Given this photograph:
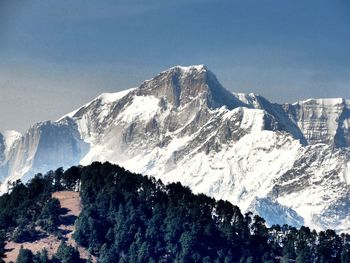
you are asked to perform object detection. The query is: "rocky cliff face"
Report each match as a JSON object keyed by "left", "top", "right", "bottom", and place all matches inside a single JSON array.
[
  {"left": 283, "top": 98, "right": 350, "bottom": 147},
  {"left": 2, "top": 120, "right": 88, "bottom": 186},
  {"left": 1, "top": 65, "right": 350, "bottom": 232},
  {"left": 136, "top": 65, "right": 244, "bottom": 110}
]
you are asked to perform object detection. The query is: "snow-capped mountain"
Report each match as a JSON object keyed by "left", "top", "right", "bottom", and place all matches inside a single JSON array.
[{"left": 1, "top": 65, "right": 350, "bottom": 232}]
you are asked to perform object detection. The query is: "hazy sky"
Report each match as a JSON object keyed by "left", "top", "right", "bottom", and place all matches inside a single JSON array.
[{"left": 1, "top": 0, "right": 350, "bottom": 132}]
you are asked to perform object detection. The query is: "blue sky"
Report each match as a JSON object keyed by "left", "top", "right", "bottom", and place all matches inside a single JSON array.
[{"left": 1, "top": 0, "right": 350, "bottom": 132}]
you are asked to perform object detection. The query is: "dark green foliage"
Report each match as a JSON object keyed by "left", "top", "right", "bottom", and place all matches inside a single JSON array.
[
  {"left": 61, "top": 166, "right": 82, "bottom": 191},
  {"left": 70, "top": 162, "right": 350, "bottom": 262},
  {"left": 341, "top": 234, "right": 350, "bottom": 263},
  {"left": 316, "top": 230, "right": 342, "bottom": 263},
  {"left": 37, "top": 198, "right": 61, "bottom": 233},
  {"left": 0, "top": 173, "right": 57, "bottom": 236},
  {"left": 11, "top": 224, "right": 37, "bottom": 243},
  {"left": 2, "top": 161, "right": 350, "bottom": 262},
  {"left": 33, "top": 249, "right": 49, "bottom": 263},
  {"left": 0, "top": 231, "right": 6, "bottom": 263},
  {"left": 52, "top": 241, "right": 80, "bottom": 263},
  {"left": 16, "top": 246, "right": 34, "bottom": 263},
  {"left": 70, "top": 162, "right": 261, "bottom": 262},
  {"left": 16, "top": 248, "right": 50, "bottom": 263},
  {"left": 52, "top": 168, "right": 64, "bottom": 192}
]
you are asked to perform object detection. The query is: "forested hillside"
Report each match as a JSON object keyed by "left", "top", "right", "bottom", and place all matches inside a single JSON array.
[
  {"left": 1, "top": 162, "right": 350, "bottom": 262},
  {"left": 0, "top": 169, "right": 82, "bottom": 263}
]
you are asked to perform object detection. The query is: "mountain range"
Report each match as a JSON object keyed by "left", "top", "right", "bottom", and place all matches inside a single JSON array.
[{"left": 1, "top": 65, "right": 350, "bottom": 232}]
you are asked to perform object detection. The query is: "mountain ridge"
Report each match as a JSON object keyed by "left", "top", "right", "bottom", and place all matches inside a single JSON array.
[{"left": 1, "top": 65, "right": 350, "bottom": 232}]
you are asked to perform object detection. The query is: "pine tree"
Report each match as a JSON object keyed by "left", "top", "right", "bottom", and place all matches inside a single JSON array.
[
  {"left": 16, "top": 246, "right": 34, "bottom": 263},
  {"left": 0, "top": 231, "right": 6, "bottom": 263},
  {"left": 341, "top": 244, "right": 350, "bottom": 263},
  {"left": 341, "top": 234, "right": 350, "bottom": 263},
  {"left": 295, "top": 240, "right": 312, "bottom": 263},
  {"left": 33, "top": 248, "right": 49, "bottom": 263},
  {"left": 53, "top": 168, "right": 64, "bottom": 191},
  {"left": 53, "top": 241, "right": 80, "bottom": 263}
]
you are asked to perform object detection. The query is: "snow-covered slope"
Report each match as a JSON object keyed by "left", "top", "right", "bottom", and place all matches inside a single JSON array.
[{"left": 1, "top": 65, "right": 350, "bottom": 232}]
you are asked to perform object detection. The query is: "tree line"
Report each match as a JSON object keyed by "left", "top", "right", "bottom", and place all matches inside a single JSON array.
[{"left": 1, "top": 162, "right": 350, "bottom": 262}]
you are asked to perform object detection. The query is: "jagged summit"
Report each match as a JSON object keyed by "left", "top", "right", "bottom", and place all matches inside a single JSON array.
[
  {"left": 137, "top": 65, "right": 244, "bottom": 110},
  {"left": 162, "top": 64, "right": 208, "bottom": 74}
]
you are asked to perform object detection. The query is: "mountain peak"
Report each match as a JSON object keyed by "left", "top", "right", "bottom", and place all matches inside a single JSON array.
[
  {"left": 137, "top": 65, "right": 243, "bottom": 110},
  {"left": 164, "top": 64, "right": 207, "bottom": 74}
]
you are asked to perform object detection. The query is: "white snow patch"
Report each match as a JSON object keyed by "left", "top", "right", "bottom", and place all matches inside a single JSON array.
[
  {"left": 343, "top": 162, "right": 350, "bottom": 185},
  {"left": 58, "top": 88, "right": 135, "bottom": 121},
  {"left": 2, "top": 130, "right": 21, "bottom": 154},
  {"left": 163, "top": 65, "right": 207, "bottom": 74},
  {"left": 97, "top": 88, "right": 136, "bottom": 103},
  {"left": 233, "top": 93, "right": 261, "bottom": 108},
  {"left": 239, "top": 108, "right": 265, "bottom": 132},
  {"left": 118, "top": 95, "right": 160, "bottom": 123}
]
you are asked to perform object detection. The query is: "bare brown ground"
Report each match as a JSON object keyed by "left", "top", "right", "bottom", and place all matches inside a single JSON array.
[{"left": 5, "top": 191, "right": 96, "bottom": 262}]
